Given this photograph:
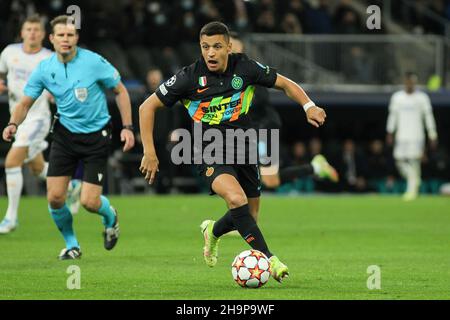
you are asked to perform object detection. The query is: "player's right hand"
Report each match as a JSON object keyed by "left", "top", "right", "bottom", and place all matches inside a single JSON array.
[
  {"left": 140, "top": 153, "right": 159, "bottom": 185},
  {"left": 306, "top": 106, "right": 326, "bottom": 128},
  {"left": 0, "top": 79, "right": 7, "bottom": 94},
  {"left": 2, "top": 124, "right": 17, "bottom": 142}
]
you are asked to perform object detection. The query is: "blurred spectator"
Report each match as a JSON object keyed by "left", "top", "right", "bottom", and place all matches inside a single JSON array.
[
  {"left": 366, "top": 140, "right": 397, "bottom": 192},
  {"left": 213, "top": 0, "right": 250, "bottom": 33},
  {"left": 304, "top": 0, "right": 333, "bottom": 34},
  {"left": 198, "top": 0, "right": 222, "bottom": 26},
  {"left": 309, "top": 137, "right": 323, "bottom": 157},
  {"left": 280, "top": 13, "right": 303, "bottom": 34},
  {"left": 337, "top": 139, "right": 368, "bottom": 192},
  {"left": 282, "top": 0, "right": 307, "bottom": 31},
  {"left": 426, "top": 0, "right": 447, "bottom": 34},
  {"left": 255, "top": 9, "right": 278, "bottom": 33},
  {"left": 342, "top": 46, "right": 374, "bottom": 83},
  {"left": 334, "top": 4, "right": 363, "bottom": 34},
  {"left": 146, "top": 67, "right": 163, "bottom": 94},
  {"left": 421, "top": 145, "right": 449, "bottom": 193},
  {"left": 290, "top": 141, "right": 310, "bottom": 166},
  {"left": 122, "top": 0, "right": 151, "bottom": 46}
]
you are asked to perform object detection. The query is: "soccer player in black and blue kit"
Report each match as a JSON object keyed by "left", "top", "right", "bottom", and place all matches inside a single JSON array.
[
  {"left": 139, "top": 22, "right": 326, "bottom": 282},
  {"left": 3, "top": 16, "right": 135, "bottom": 260}
]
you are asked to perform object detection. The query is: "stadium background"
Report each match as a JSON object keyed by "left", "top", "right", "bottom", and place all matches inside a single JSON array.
[{"left": 1, "top": 0, "right": 449, "bottom": 196}]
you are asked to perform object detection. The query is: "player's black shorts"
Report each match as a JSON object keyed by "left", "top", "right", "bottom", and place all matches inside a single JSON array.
[
  {"left": 197, "top": 163, "right": 261, "bottom": 198},
  {"left": 47, "top": 121, "right": 112, "bottom": 186}
]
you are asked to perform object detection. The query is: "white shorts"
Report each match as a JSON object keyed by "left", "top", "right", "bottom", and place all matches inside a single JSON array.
[
  {"left": 12, "top": 117, "right": 50, "bottom": 163},
  {"left": 394, "top": 140, "right": 424, "bottom": 160}
]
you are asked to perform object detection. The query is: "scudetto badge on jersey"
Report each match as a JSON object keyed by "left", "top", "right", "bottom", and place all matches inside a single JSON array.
[
  {"left": 199, "top": 76, "right": 207, "bottom": 87},
  {"left": 231, "top": 76, "right": 243, "bottom": 90},
  {"left": 74, "top": 88, "right": 88, "bottom": 102}
]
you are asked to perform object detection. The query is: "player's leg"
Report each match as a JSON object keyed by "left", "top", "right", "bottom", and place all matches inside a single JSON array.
[
  {"left": 259, "top": 154, "right": 338, "bottom": 190},
  {"left": 222, "top": 196, "right": 259, "bottom": 237},
  {"left": 403, "top": 141, "right": 424, "bottom": 200},
  {"left": 0, "top": 147, "right": 28, "bottom": 233},
  {"left": 1, "top": 117, "right": 50, "bottom": 234},
  {"left": 223, "top": 188, "right": 261, "bottom": 236},
  {"left": 81, "top": 160, "right": 119, "bottom": 250},
  {"left": 211, "top": 173, "right": 273, "bottom": 257},
  {"left": 235, "top": 164, "right": 289, "bottom": 282},
  {"left": 395, "top": 141, "right": 422, "bottom": 201},
  {"left": 248, "top": 197, "right": 260, "bottom": 222},
  {"left": 66, "top": 163, "right": 83, "bottom": 215},
  {"left": 27, "top": 152, "right": 49, "bottom": 179},
  {"left": 46, "top": 124, "right": 81, "bottom": 259},
  {"left": 21, "top": 117, "right": 50, "bottom": 181},
  {"left": 29, "top": 152, "right": 82, "bottom": 215},
  {"left": 403, "top": 158, "right": 421, "bottom": 201},
  {"left": 47, "top": 176, "right": 81, "bottom": 259}
]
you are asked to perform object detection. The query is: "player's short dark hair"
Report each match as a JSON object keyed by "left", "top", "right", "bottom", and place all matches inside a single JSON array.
[
  {"left": 200, "top": 21, "right": 230, "bottom": 42},
  {"left": 22, "top": 14, "right": 45, "bottom": 29},
  {"left": 50, "top": 15, "right": 78, "bottom": 34}
]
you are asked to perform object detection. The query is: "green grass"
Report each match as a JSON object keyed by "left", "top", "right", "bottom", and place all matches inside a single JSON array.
[{"left": 0, "top": 195, "right": 449, "bottom": 300}]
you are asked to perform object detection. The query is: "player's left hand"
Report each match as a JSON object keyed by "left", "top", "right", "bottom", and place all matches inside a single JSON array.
[
  {"left": 306, "top": 106, "right": 326, "bottom": 128},
  {"left": 121, "top": 129, "right": 135, "bottom": 152},
  {"left": 2, "top": 124, "right": 17, "bottom": 142}
]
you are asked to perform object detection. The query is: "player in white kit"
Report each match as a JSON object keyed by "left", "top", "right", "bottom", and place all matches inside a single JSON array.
[
  {"left": 0, "top": 15, "right": 80, "bottom": 234},
  {"left": 386, "top": 72, "right": 438, "bottom": 201}
]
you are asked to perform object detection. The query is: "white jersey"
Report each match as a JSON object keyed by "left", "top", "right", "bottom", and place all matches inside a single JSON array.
[
  {"left": 0, "top": 43, "right": 52, "bottom": 120},
  {"left": 386, "top": 90, "right": 437, "bottom": 142}
]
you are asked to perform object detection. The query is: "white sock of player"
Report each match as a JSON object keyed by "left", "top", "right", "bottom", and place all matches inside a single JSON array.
[
  {"left": 37, "top": 162, "right": 49, "bottom": 180},
  {"left": 5, "top": 167, "right": 23, "bottom": 224}
]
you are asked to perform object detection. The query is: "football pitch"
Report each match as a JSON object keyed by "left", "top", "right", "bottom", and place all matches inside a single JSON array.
[{"left": 0, "top": 195, "right": 449, "bottom": 300}]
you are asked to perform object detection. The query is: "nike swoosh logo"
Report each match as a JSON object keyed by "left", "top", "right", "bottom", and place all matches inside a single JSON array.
[{"left": 197, "top": 87, "right": 209, "bottom": 93}]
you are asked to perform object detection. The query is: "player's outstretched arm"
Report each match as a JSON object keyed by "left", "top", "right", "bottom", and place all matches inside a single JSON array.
[
  {"left": 138, "top": 93, "right": 165, "bottom": 184},
  {"left": 273, "top": 74, "right": 326, "bottom": 128},
  {"left": 113, "top": 81, "right": 135, "bottom": 152},
  {"left": 2, "top": 96, "right": 35, "bottom": 142}
]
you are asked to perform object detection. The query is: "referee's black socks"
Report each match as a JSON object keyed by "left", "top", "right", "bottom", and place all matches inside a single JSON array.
[{"left": 216, "top": 204, "right": 272, "bottom": 258}]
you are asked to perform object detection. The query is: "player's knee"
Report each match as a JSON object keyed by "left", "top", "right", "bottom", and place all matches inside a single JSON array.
[
  {"left": 5, "top": 156, "right": 22, "bottom": 169},
  {"left": 47, "top": 193, "right": 66, "bottom": 209},
  {"left": 225, "top": 192, "right": 247, "bottom": 209},
  {"left": 29, "top": 164, "right": 42, "bottom": 176},
  {"left": 262, "top": 176, "right": 279, "bottom": 189},
  {"left": 80, "top": 196, "right": 100, "bottom": 212}
]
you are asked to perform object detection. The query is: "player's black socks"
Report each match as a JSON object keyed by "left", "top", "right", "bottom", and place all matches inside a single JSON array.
[
  {"left": 213, "top": 211, "right": 235, "bottom": 238},
  {"left": 230, "top": 204, "right": 272, "bottom": 258},
  {"left": 279, "top": 164, "right": 314, "bottom": 185}
]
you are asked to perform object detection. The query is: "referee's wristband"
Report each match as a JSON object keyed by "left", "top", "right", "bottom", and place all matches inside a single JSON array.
[
  {"left": 7, "top": 122, "right": 18, "bottom": 129},
  {"left": 303, "top": 101, "right": 316, "bottom": 112}
]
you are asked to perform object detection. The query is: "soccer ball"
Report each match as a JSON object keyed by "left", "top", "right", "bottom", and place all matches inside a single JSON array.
[{"left": 231, "top": 250, "right": 271, "bottom": 288}]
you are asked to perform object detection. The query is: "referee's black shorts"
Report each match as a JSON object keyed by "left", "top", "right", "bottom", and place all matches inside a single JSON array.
[
  {"left": 47, "top": 121, "right": 112, "bottom": 186},
  {"left": 198, "top": 163, "right": 261, "bottom": 198}
]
